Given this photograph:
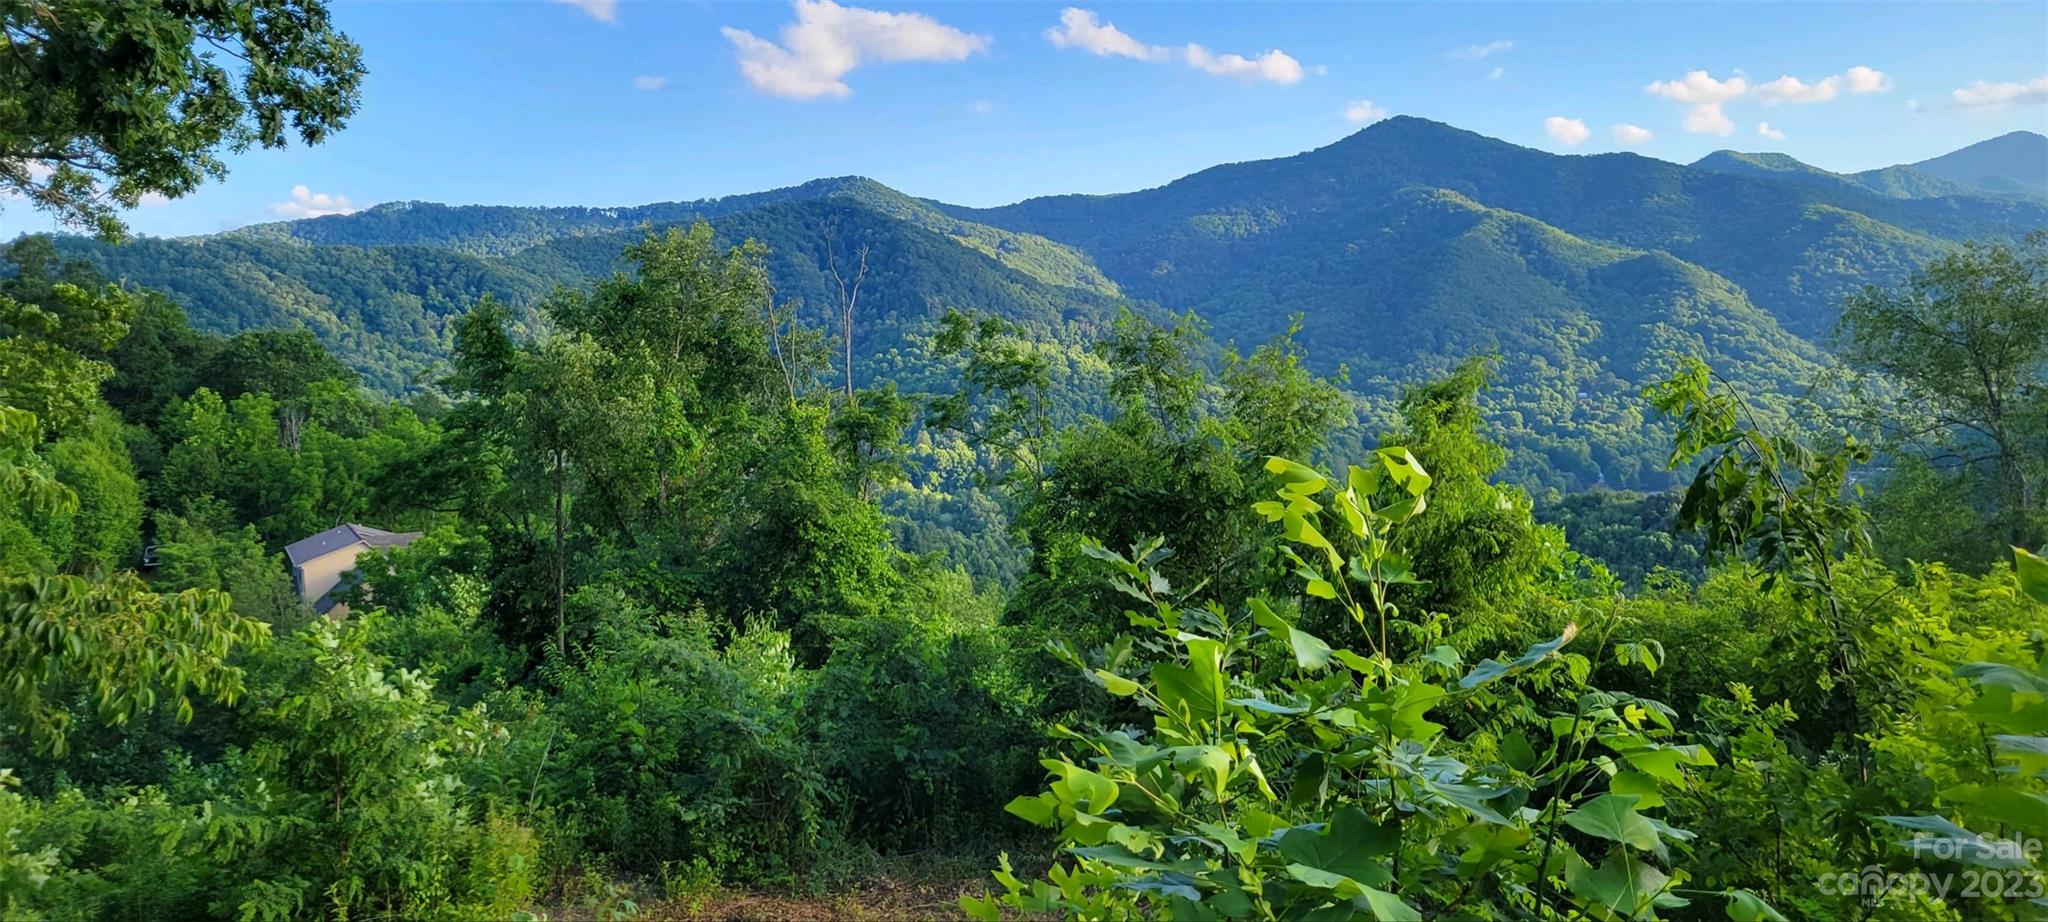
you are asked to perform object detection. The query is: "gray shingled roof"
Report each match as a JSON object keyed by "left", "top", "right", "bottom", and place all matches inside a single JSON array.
[{"left": 284, "top": 524, "right": 423, "bottom": 567}]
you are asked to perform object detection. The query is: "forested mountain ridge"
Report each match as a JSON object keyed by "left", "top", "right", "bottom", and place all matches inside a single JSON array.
[
  {"left": 949, "top": 117, "right": 2048, "bottom": 338},
  {"left": 33, "top": 117, "right": 2044, "bottom": 490},
  {"left": 1908, "top": 129, "right": 2048, "bottom": 195}
]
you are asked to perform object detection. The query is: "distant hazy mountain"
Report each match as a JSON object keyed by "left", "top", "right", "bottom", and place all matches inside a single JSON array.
[
  {"left": 1907, "top": 130, "right": 2048, "bottom": 196},
  {"left": 1691, "top": 131, "right": 2048, "bottom": 201},
  {"left": 41, "top": 118, "right": 2048, "bottom": 490},
  {"left": 1688, "top": 150, "right": 1983, "bottom": 200}
]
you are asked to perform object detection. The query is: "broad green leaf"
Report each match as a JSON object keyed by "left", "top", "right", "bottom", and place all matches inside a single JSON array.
[
  {"left": 1069, "top": 846, "right": 1200, "bottom": 872},
  {"left": 1249, "top": 597, "right": 1289, "bottom": 633},
  {"left": 1610, "top": 771, "right": 1665, "bottom": 809},
  {"left": 1274, "top": 807, "right": 1396, "bottom": 886},
  {"left": 1093, "top": 670, "right": 1141, "bottom": 697},
  {"left": 1227, "top": 696, "right": 1307, "bottom": 715},
  {"left": 1725, "top": 889, "right": 1789, "bottom": 922},
  {"left": 1564, "top": 794, "right": 1662, "bottom": 851},
  {"left": 1994, "top": 735, "right": 2048, "bottom": 775},
  {"left": 2015, "top": 546, "right": 2048, "bottom": 603},
  {"left": 1879, "top": 815, "right": 2032, "bottom": 869},
  {"left": 1941, "top": 784, "right": 2048, "bottom": 838},
  {"left": 1459, "top": 624, "right": 1580, "bottom": 689},
  {"left": 1265, "top": 456, "right": 1327, "bottom": 493},
  {"left": 1153, "top": 639, "right": 1225, "bottom": 725},
  {"left": 1113, "top": 873, "right": 1204, "bottom": 902},
  {"left": 1047, "top": 761, "right": 1119, "bottom": 813},
  {"left": 1376, "top": 447, "right": 1432, "bottom": 496},
  {"left": 1354, "top": 886, "right": 1423, "bottom": 921},
  {"left": 1566, "top": 848, "right": 1671, "bottom": 918},
  {"left": 1287, "top": 627, "right": 1334, "bottom": 671},
  {"left": 1175, "top": 745, "right": 1233, "bottom": 798},
  {"left": 1004, "top": 793, "right": 1057, "bottom": 826}
]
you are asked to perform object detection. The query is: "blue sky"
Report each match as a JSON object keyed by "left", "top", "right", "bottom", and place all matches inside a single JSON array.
[{"left": 27, "top": 0, "right": 2048, "bottom": 237}]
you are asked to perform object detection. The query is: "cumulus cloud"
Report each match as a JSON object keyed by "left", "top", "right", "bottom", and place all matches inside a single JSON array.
[
  {"left": 270, "top": 185, "right": 360, "bottom": 219},
  {"left": 1755, "top": 65, "right": 1891, "bottom": 104},
  {"left": 722, "top": 0, "right": 989, "bottom": 100},
  {"left": 632, "top": 75, "right": 668, "bottom": 91},
  {"left": 1757, "top": 122, "right": 1786, "bottom": 140},
  {"left": 1183, "top": 44, "right": 1303, "bottom": 83},
  {"left": 1755, "top": 74, "right": 1839, "bottom": 104},
  {"left": 1544, "top": 116, "right": 1590, "bottom": 146},
  {"left": 967, "top": 99, "right": 993, "bottom": 115},
  {"left": 1448, "top": 40, "right": 1513, "bottom": 61},
  {"left": 554, "top": 0, "right": 617, "bottom": 22},
  {"left": 1845, "top": 66, "right": 1891, "bottom": 94},
  {"left": 1644, "top": 70, "right": 1749, "bottom": 135},
  {"left": 1610, "top": 123, "right": 1653, "bottom": 145},
  {"left": 1952, "top": 76, "right": 2048, "bottom": 108},
  {"left": 1045, "top": 8, "right": 1306, "bottom": 85},
  {"left": 1343, "top": 100, "right": 1389, "bottom": 124},
  {"left": 1045, "top": 7, "right": 1168, "bottom": 61}
]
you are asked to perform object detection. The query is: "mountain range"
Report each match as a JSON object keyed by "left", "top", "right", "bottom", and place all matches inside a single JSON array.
[{"left": 40, "top": 118, "right": 2048, "bottom": 492}]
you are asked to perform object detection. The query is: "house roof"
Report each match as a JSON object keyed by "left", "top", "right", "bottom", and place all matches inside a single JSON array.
[{"left": 284, "top": 523, "right": 424, "bottom": 567}]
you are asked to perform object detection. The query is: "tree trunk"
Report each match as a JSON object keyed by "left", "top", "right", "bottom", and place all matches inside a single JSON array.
[{"left": 553, "top": 448, "right": 566, "bottom": 656}]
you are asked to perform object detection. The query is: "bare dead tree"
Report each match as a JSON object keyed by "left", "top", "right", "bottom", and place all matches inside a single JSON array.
[
  {"left": 279, "top": 404, "right": 306, "bottom": 454},
  {"left": 824, "top": 229, "right": 870, "bottom": 401}
]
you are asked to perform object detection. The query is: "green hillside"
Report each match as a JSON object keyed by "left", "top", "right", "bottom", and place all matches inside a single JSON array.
[
  {"left": 37, "top": 117, "right": 2045, "bottom": 492},
  {"left": 1908, "top": 129, "right": 2048, "bottom": 195},
  {"left": 953, "top": 117, "right": 2048, "bottom": 337},
  {"left": 1689, "top": 150, "right": 1985, "bottom": 200}
]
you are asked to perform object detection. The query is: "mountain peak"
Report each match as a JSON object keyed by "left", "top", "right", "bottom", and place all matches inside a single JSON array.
[
  {"left": 1910, "top": 131, "right": 2048, "bottom": 194},
  {"left": 1691, "top": 150, "right": 1819, "bottom": 174}
]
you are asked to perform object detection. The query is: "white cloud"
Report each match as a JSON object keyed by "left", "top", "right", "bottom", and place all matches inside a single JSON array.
[
  {"left": 967, "top": 99, "right": 993, "bottom": 115},
  {"left": 1755, "top": 74, "right": 1840, "bottom": 104},
  {"left": 722, "top": 0, "right": 989, "bottom": 100},
  {"left": 632, "top": 75, "right": 668, "bottom": 91},
  {"left": 1757, "top": 121, "right": 1786, "bottom": 140},
  {"left": 1488, "top": 65, "right": 1504, "bottom": 80},
  {"left": 1045, "top": 8, "right": 1307, "bottom": 85},
  {"left": 1952, "top": 76, "right": 2048, "bottom": 108},
  {"left": 1045, "top": 7, "right": 1167, "bottom": 62},
  {"left": 1449, "top": 40, "right": 1513, "bottom": 61},
  {"left": 1343, "top": 100, "right": 1389, "bottom": 124},
  {"left": 135, "top": 192, "right": 172, "bottom": 207},
  {"left": 269, "top": 185, "right": 361, "bottom": 219},
  {"left": 1905, "top": 98, "right": 1924, "bottom": 113},
  {"left": 1182, "top": 44, "right": 1303, "bottom": 84},
  {"left": 1544, "top": 116, "right": 1590, "bottom": 146},
  {"left": 1845, "top": 66, "right": 1891, "bottom": 94},
  {"left": 1645, "top": 70, "right": 1749, "bottom": 135},
  {"left": 554, "top": 0, "right": 617, "bottom": 22},
  {"left": 1755, "top": 66, "right": 1891, "bottom": 104},
  {"left": 1610, "top": 123, "right": 1653, "bottom": 145}
]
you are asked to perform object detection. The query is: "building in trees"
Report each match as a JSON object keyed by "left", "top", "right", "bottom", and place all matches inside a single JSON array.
[{"left": 284, "top": 523, "right": 422, "bottom": 616}]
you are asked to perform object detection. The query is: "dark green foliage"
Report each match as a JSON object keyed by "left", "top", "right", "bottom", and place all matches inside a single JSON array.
[
  {"left": 1537, "top": 489, "right": 1704, "bottom": 586},
  {"left": 8, "top": 198, "right": 2048, "bottom": 921},
  {"left": 807, "top": 570, "right": 1038, "bottom": 850},
  {"left": 1838, "top": 232, "right": 2048, "bottom": 551},
  {"left": 195, "top": 328, "right": 360, "bottom": 404},
  {"left": 1380, "top": 358, "right": 1561, "bottom": 619},
  {"left": 0, "top": 0, "right": 365, "bottom": 237},
  {"left": 46, "top": 118, "right": 2042, "bottom": 501}
]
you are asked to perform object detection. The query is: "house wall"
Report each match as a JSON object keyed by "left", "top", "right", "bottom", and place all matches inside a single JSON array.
[{"left": 295, "top": 543, "right": 369, "bottom": 608}]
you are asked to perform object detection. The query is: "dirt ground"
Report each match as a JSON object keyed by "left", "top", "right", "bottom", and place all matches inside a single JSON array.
[{"left": 639, "top": 873, "right": 993, "bottom": 921}]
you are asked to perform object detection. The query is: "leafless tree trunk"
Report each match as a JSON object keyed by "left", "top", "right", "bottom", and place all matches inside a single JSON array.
[
  {"left": 824, "top": 231, "right": 869, "bottom": 401},
  {"left": 552, "top": 447, "right": 567, "bottom": 657},
  {"left": 279, "top": 405, "right": 306, "bottom": 454}
]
